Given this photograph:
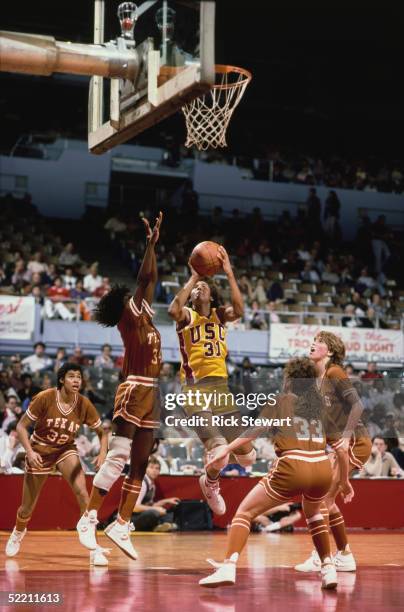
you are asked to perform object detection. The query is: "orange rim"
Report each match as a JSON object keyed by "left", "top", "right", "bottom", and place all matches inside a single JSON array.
[{"left": 212, "top": 64, "right": 252, "bottom": 90}]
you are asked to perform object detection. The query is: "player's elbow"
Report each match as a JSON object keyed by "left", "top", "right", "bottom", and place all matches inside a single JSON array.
[
  {"left": 233, "top": 304, "right": 244, "bottom": 319},
  {"left": 168, "top": 300, "right": 180, "bottom": 320},
  {"left": 16, "top": 421, "right": 25, "bottom": 438}
]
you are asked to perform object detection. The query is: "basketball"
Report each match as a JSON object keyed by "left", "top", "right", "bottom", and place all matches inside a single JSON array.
[{"left": 189, "top": 241, "right": 222, "bottom": 277}]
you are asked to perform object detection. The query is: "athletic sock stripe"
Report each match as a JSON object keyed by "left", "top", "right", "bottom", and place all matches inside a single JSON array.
[
  {"left": 310, "top": 529, "right": 329, "bottom": 537},
  {"left": 122, "top": 484, "right": 141, "bottom": 491},
  {"left": 330, "top": 519, "right": 345, "bottom": 528},
  {"left": 16, "top": 514, "right": 31, "bottom": 522},
  {"left": 122, "top": 484, "right": 141, "bottom": 492},
  {"left": 232, "top": 517, "right": 251, "bottom": 527},
  {"left": 310, "top": 527, "right": 328, "bottom": 536},
  {"left": 231, "top": 522, "right": 251, "bottom": 531}
]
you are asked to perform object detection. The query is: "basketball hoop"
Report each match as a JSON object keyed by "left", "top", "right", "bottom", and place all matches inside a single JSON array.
[{"left": 182, "top": 64, "right": 252, "bottom": 151}]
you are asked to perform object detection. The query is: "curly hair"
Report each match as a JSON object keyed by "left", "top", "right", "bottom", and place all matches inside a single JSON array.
[
  {"left": 93, "top": 284, "right": 130, "bottom": 327},
  {"left": 315, "top": 331, "right": 346, "bottom": 366},
  {"left": 284, "top": 357, "right": 323, "bottom": 421}
]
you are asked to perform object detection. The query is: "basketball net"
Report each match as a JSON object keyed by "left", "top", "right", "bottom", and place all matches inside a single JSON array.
[{"left": 182, "top": 65, "right": 251, "bottom": 151}]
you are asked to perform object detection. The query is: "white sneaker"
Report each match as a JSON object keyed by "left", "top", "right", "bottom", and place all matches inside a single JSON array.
[
  {"left": 294, "top": 549, "right": 321, "bottom": 572},
  {"left": 104, "top": 520, "right": 138, "bottom": 560},
  {"left": 321, "top": 558, "right": 338, "bottom": 590},
  {"left": 199, "top": 554, "right": 238, "bottom": 588},
  {"left": 5, "top": 528, "right": 26, "bottom": 557},
  {"left": 333, "top": 550, "right": 356, "bottom": 572},
  {"left": 76, "top": 510, "right": 98, "bottom": 550},
  {"left": 199, "top": 475, "right": 226, "bottom": 516},
  {"left": 90, "top": 546, "right": 110, "bottom": 566}
]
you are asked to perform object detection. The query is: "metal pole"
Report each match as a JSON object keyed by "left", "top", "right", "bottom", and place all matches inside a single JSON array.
[
  {"left": 162, "top": 0, "right": 168, "bottom": 66},
  {"left": 92, "top": 0, "right": 105, "bottom": 132},
  {"left": 0, "top": 31, "right": 137, "bottom": 79}
]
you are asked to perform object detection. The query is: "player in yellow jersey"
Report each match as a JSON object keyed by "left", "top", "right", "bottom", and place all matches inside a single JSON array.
[{"left": 168, "top": 246, "right": 256, "bottom": 515}]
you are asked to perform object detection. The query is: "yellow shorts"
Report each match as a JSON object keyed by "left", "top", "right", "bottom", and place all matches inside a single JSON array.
[{"left": 181, "top": 377, "right": 238, "bottom": 418}]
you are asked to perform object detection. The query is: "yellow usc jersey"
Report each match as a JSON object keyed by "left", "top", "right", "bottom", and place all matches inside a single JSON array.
[{"left": 177, "top": 307, "right": 228, "bottom": 382}]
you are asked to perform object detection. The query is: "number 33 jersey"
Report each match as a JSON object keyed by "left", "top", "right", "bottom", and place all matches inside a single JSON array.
[
  {"left": 26, "top": 388, "right": 101, "bottom": 454},
  {"left": 177, "top": 307, "right": 227, "bottom": 382},
  {"left": 267, "top": 393, "right": 344, "bottom": 457},
  {"left": 118, "top": 297, "right": 162, "bottom": 380}
]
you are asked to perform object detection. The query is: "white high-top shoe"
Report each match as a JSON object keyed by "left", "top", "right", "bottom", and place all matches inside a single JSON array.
[
  {"left": 333, "top": 550, "right": 356, "bottom": 571},
  {"left": 5, "top": 528, "right": 26, "bottom": 557},
  {"left": 199, "top": 475, "right": 226, "bottom": 515},
  {"left": 76, "top": 509, "right": 98, "bottom": 550},
  {"left": 104, "top": 520, "right": 138, "bottom": 560},
  {"left": 199, "top": 554, "right": 238, "bottom": 588},
  {"left": 321, "top": 558, "right": 338, "bottom": 590},
  {"left": 90, "top": 546, "right": 111, "bottom": 566},
  {"left": 294, "top": 549, "right": 321, "bottom": 572}
]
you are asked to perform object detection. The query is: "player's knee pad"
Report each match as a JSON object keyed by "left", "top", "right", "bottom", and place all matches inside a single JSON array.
[
  {"left": 93, "top": 436, "right": 131, "bottom": 492},
  {"left": 233, "top": 447, "right": 257, "bottom": 467}
]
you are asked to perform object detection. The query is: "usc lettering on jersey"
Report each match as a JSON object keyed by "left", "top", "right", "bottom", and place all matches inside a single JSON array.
[{"left": 177, "top": 307, "right": 227, "bottom": 382}]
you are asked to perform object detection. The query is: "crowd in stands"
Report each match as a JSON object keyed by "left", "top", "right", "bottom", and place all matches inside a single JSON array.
[
  {"left": 107, "top": 186, "right": 404, "bottom": 329},
  {"left": 1, "top": 349, "right": 403, "bottom": 478},
  {"left": 11, "top": 133, "right": 404, "bottom": 195},
  {"left": 0, "top": 194, "right": 112, "bottom": 320},
  {"left": 194, "top": 147, "right": 404, "bottom": 195},
  {"left": 2, "top": 185, "right": 403, "bottom": 328}
]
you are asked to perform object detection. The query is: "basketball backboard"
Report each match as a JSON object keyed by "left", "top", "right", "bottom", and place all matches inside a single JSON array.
[{"left": 88, "top": 0, "right": 216, "bottom": 154}]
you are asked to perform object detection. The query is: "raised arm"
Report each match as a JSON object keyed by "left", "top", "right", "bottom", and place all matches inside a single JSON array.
[
  {"left": 167, "top": 264, "right": 200, "bottom": 325},
  {"left": 216, "top": 246, "right": 244, "bottom": 322},
  {"left": 134, "top": 212, "right": 162, "bottom": 308}
]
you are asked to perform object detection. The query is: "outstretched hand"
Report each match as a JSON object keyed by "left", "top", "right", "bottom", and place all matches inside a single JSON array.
[
  {"left": 143, "top": 211, "right": 163, "bottom": 244},
  {"left": 217, "top": 246, "right": 232, "bottom": 275}
]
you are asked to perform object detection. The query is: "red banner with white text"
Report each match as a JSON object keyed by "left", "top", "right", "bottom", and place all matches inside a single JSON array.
[
  {"left": 0, "top": 295, "right": 35, "bottom": 341},
  {"left": 269, "top": 323, "right": 403, "bottom": 364}
]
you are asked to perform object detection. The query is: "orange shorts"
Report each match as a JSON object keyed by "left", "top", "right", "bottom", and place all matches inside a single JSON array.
[
  {"left": 113, "top": 375, "right": 160, "bottom": 429},
  {"left": 259, "top": 450, "right": 332, "bottom": 504},
  {"left": 349, "top": 435, "right": 372, "bottom": 471},
  {"left": 25, "top": 443, "right": 79, "bottom": 475}
]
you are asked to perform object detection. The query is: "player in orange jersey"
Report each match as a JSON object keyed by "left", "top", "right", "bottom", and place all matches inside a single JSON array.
[
  {"left": 199, "top": 357, "right": 353, "bottom": 590},
  {"left": 77, "top": 212, "right": 163, "bottom": 560},
  {"left": 5, "top": 364, "right": 108, "bottom": 562},
  {"left": 295, "top": 331, "right": 371, "bottom": 573}
]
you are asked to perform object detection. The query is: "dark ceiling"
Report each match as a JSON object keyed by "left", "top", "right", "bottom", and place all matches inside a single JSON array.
[{"left": 1, "top": 0, "right": 404, "bottom": 157}]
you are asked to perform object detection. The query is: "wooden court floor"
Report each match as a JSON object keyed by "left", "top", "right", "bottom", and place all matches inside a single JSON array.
[{"left": 1, "top": 531, "right": 403, "bottom": 611}]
